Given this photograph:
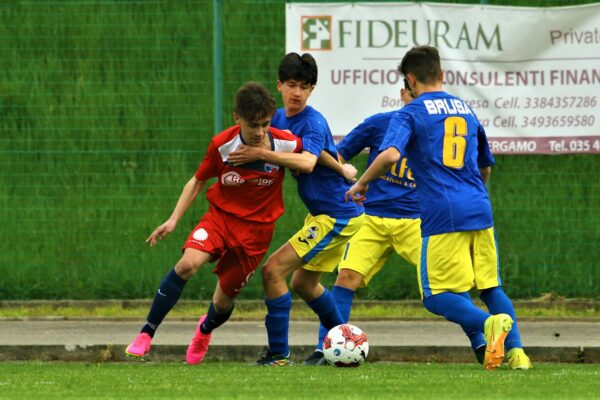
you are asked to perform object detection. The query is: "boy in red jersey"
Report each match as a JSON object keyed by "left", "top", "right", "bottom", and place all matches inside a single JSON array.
[{"left": 125, "top": 82, "right": 301, "bottom": 364}]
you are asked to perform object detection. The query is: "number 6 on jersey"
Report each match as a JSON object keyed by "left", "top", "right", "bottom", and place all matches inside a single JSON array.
[{"left": 442, "top": 116, "right": 467, "bottom": 169}]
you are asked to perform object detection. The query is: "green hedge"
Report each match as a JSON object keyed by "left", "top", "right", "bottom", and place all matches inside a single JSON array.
[{"left": 0, "top": 0, "right": 598, "bottom": 300}]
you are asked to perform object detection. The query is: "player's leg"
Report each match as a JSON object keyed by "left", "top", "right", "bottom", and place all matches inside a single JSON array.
[
  {"left": 294, "top": 214, "right": 365, "bottom": 365},
  {"left": 454, "top": 292, "right": 487, "bottom": 364},
  {"left": 255, "top": 241, "right": 305, "bottom": 366},
  {"left": 473, "top": 228, "right": 532, "bottom": 369},
  {"left": 419, "top": 231, "right": 513, "bottom": 370},
  {"left": 296, "top": 213, "right": 365, "bottom": 329},
  {"left": 126, "top": 248, "right": 212, "bottom": 359},
  {"left": 304, "top": 268, "right": 364, "bottom": 365},
  {"left": 290, "top": 268, "right": 344, "bottom": 333},
  {"left": 480, "top": 287, "right": 531, "bottom": 369},
  {"left": 257, "top": 213, "right": 364, "bottom": 366},
  {"left": 187, "top": 216, "right": 275, "bottom": 365},
  {"left": 326, "top": 268, "right": 364, "bottom": 328},
  {"left": 307, "top": 215, "right": 389, "bottom": 364},
  {"left": 422, "top": 290, "right": 513, "bottom": 370},
  {"left": 389, "top": 218, "right": 483, "bottom": 364},
  {"left": 126, "top": 210, "right": 226, "bottom": 359},
  {"left": 258, "top": 244, "right": 344, "bottom": 366},
  {"left": 186, "top": 282, "right": 234, "bottom": 365}
]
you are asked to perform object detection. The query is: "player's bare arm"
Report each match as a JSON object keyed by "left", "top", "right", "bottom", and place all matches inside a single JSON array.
[
  {"left": 318, "top": 150, "right": 357, "bottom": 182},
  {"left": 345, "top": 147, "right": 400, "bottom": 204},
  {"left": 228, "top": 145, "right": 317, "bottom": 173},
  {"left": 341, "top": 163, "right": 358, "bottom": 182},
  {"left": 480, "top": 167, "right": 491, "bottom": 183},
  {"left": 146, "top": 176, "right": 206, "bottom": 247}
]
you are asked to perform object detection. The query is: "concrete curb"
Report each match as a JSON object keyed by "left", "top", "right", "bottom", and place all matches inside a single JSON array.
[
  {"left": 2, "top": 311, "right": 598, "bottom": 364},
  {"left": 1, "top": 345, "right": 598, "bottom": 363}
]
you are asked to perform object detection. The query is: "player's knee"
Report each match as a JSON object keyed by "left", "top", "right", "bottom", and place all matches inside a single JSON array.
[
  {"left": 174, "top": 259, "right": 200, "bottom": 280},
  {"left": 261, "top": 259, "right": 282, "bottom": 285},
  {"left": 335, "top": 269, "right": 363, "bottom": 290},
  {"left": 211, "top": 296, "right": 234, "bottom": 313},
  {"left": 290, "top": 275, "right": 310, "bottom": 297}
]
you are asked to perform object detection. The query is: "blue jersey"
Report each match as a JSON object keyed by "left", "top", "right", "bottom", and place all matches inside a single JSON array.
[
  {"left": 381, "top": 91, "right": 496, "bottom": 237},
  {"left": 337, "top": 112, "right": 419, "bottom": 219},
  {"left": 271, "top": 106, "right": 364, "bottom": 219}
]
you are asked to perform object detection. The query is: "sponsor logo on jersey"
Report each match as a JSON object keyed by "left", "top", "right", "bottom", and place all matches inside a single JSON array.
[
  {"left": 221, "top": 171, "right": 245, "bottom": 186},
  {"left": 252, "top": 178, "right": 274, "bottom": 186},
  {"left": 264, "top": 163, "right": 280, "bottom": 173}
]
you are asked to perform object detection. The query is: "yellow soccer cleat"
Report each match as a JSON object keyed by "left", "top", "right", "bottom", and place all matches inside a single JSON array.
[
  {"left": 483, "top": 313, "right": 514, "bottom": 370},
  {"left": 507, "top": 348, "right": 533, "bottom": 370}
]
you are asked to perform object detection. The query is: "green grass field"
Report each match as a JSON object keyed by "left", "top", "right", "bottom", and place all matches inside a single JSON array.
[
  {"left": 0, "top": 362, "right": 598, "bottom": 399},
  {"left": 1, "top": 0, "right": 599, "bottom": 301}
]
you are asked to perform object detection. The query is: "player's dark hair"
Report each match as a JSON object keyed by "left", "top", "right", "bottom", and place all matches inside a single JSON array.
[
  {"left": 398, "top": 46, "right": 441, "bottom": 85},
  {"left": 278, "top": 52, "right": 318, "bottom": 85},
  {"left": 234, "top": 82, "right": 276, "bottom": 122}
]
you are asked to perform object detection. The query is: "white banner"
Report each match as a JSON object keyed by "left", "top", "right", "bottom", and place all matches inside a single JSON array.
[{"left": 286, "top": 2, "right": 600, "bottom": 154}]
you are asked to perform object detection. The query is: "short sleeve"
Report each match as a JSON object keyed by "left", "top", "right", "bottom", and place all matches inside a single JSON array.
[
  {"left": 379, "top": 110, "right": 413, "bottom": 155},
  {"left": 476, "top": 124, "right": 496, "bottom": 168},
  {"left": 337, "top": 119, "right": 373, "bottom": 161},
  {"left": 194, "top": 140, "right": 222, "bottom": 181},
  {"left": 299, "top": 119, "right": 327, "bottom": 157}
]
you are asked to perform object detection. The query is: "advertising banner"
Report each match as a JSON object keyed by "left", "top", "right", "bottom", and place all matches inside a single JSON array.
[{"left": 286, "top": 2, "right": 600, "bottom": 154}]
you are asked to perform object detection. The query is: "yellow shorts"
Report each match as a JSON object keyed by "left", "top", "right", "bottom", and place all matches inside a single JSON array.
[
  {"left": 418, "top": 227, "right": 500, "bottom": 299},
  {"left": 289, "top": 213, "right": 365, "bottom": 273},
  {"left": 338, "top": 215, "right": 421, "bottom": 287}
]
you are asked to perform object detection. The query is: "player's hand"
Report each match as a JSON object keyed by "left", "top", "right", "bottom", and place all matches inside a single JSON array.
[
  {"left": 146, "top": 219, "right": 177, "bottom": 247},
  {"left": 345, "top": 181, "right": 368, "bottom": 205},
  {"left": 228, "top": 144, "right": 262, "bottom": 165},
  {"left": 401, "top": 88, "right": 415, "bottom": 105},
  {"left": 341, "top": 163, "right": 358, "bottom": 182}
]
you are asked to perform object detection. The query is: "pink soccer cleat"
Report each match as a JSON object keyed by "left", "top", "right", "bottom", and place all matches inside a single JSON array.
[
  {"left": 125, "top": 332, "right": 152, "bottom": 359},
  {"left": 186, "top": 315, "right": 212, "bottom": 365}
]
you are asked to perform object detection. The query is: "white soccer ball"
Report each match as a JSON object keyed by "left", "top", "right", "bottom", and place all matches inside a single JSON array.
[{"left": 323, "top": 324, "right": 369, "bottom": 367}]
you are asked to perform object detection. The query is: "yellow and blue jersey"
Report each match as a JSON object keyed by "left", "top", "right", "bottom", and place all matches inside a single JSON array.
[
  {"left": 337, "top": 112, "right": 419, "bottom": 219},
  {"left": 272, "top": 106, "right": 364, "bottom": 219},
  {"left": 381, "top": 91, "right": 495, "bottom": 237}
]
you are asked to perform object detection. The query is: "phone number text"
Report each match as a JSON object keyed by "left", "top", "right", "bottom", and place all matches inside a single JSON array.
[
  {"left": 523, "top": 96, "right": 597, "bottom": 109},
  {"left": 521, "top": 115, "right": 596, "bottom": 128}
]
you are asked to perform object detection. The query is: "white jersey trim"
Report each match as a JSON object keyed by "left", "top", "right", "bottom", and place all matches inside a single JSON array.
[
  {"left": 218, "top": 135, "right": 244, "bottom": 162},
  {"left": 273, "top": 138, "right": 299, "bottom": 153},
  {"left": 219, "top": 134, "right": 297, "bottom": 162}
]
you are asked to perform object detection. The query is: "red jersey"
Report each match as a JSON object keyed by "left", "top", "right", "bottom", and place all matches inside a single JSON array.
[{"left": 194, "top": 125, "right": 301, "bottom": 223}]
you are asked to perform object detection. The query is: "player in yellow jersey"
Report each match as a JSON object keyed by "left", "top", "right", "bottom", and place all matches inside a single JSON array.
[
  {"left": 347, "top": 46, "right": 531, "bottom": 370},
  {"left": 305, "top": 87, "right": 487, "bottom": 366}
]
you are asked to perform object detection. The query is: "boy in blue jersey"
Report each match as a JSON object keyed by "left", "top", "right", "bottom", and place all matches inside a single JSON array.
[
  {"left": 347, "top": 46, "right": 531, "bottom": 370},
  {"left": 304, "top": 88, "right": 487, "bottom": 366},
  {"left": 229, "top": 52, "right": 365, "bottom": 366}
]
